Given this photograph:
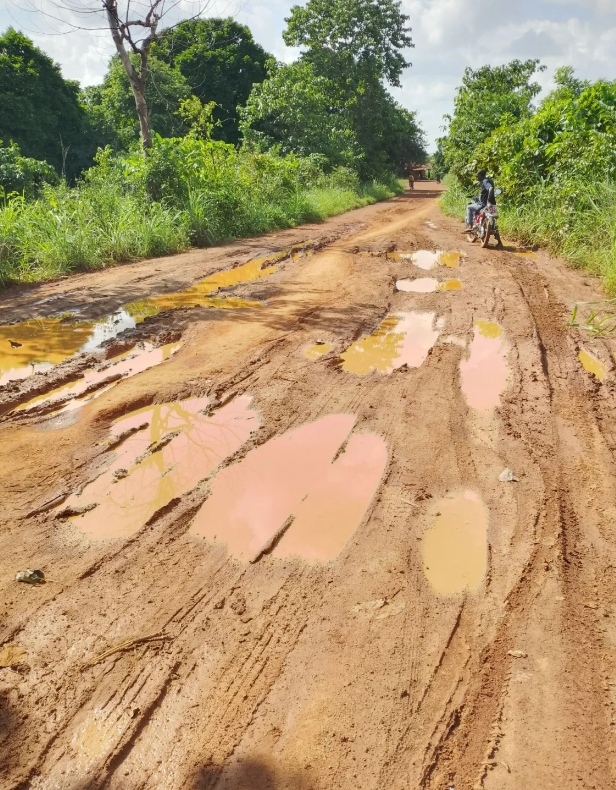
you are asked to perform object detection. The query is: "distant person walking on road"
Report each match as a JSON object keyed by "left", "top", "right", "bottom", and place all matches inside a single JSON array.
[{"left": 408, "top": 173, "right": 415, "bottom": 190}]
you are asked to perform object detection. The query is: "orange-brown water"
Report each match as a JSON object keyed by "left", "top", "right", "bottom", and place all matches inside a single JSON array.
[
  {"left": 61, "top": 395, "right": 259, "bottom": 540},
  {"left": 579, "top": 349, "right": 606, "bottom": 381},
  {"left": 190, "top": 414, "right": 387, "bottom": 562},
  {"left": 340, "top": 311, "right": 439, "bottom": 375},
  {"left": 305, "top": 343, "right": 333, "bottom": 360},
  {"left": 459, "top": 321, "right": 509, "bottom": 410},
  {"left": 387, "top": 250, "right": 465, "bottom": 270},
  {"left": 422, "top": 490, "right": 488, "bottom": 596}
]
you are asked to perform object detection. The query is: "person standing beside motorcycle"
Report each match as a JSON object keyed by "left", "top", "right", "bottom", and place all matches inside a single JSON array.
[{"left": 465, "top": 169, "right": 494, "bottom": 230}]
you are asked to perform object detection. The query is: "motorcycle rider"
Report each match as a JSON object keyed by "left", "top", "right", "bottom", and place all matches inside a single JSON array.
[{"left": 465, "top": 168, "right": 494, "bottom": 230}]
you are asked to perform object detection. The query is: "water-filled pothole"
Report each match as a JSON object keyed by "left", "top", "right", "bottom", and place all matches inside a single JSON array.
[
  {"left": 58, "top": 395, "right": 260, "bottom": 540},
  {"left": 0, "top": 247, "right": 305, "bottom": 385},
  {"left": 190, "top": 414, "right": 387, "bottom": 562},
  {"left": 422, "top": 490, "right": 488, "bottom": 596},
  {"left": 579, "top": 349, "right": 606, "bottom": 381},
  {"left": 305, "top": 342, "right": 333, "bottom": 360},
  {"left": 340, "top": 312, "right": 439, "bottom": 375},
  {"left": 387, "top": 250, "right": 465, "bottom": 269},
  {"left": 11, "top": 342, "right": 183, "bottom": 418},
  {"left": 460, "top": 321, "right": 508, "bottom": 410},
  {"left": 396, "top": 278, "right": 462, "bottom": 293}
]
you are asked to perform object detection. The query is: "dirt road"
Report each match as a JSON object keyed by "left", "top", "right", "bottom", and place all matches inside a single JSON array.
[{"left": 2, "top": 181, "right": 616, "bottom": 790}]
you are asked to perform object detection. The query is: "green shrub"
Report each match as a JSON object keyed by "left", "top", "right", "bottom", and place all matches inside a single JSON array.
[{"left": 0, "top": 142, "right": 58, "bottom": 198}]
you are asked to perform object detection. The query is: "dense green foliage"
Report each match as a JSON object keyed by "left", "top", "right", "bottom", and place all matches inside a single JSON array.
[
  {"left": 0, "top": 138, "right": 399, "bottom": 284},
  {"left": 83, "top": 55, "right": 191, "bottom": 151},
  {"left": 242, "top": 0, "right": 425, "bottom": 179},
  {"left": 153, "top": 18, "right": 270, "bottom": 145},
  {"left": 0, "top": 142, "right": 58, "bottom": 198},
  {"left": 439, "top": 62, "right": 616, "bottom": 291},
  {"left": 0, "top": 28, "right": 92, "bottom": 178}
]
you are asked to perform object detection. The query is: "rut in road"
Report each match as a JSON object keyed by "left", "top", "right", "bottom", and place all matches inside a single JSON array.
[{"left": 1, "top": 183, "right": 616, "bottom": 790}]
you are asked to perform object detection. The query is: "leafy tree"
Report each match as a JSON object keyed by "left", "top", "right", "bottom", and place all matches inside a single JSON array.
[
  {"left": 0, "top": 28, "right": 91, "bottom": 178},
  {"left": 240, "top": 61, "right": 361, "bottom": 170},
  {"left": 83, "top": 55, "right": 190, "bottom": 151},
  {"left": 153, "top": 18, "right": 271, "bottom": 144},
  {"left": 442, "top": 59, "right": 546, "bottom": 182},
  {"left": 283, "top": 0, "right": 413, "bottom": 86},
  {"left": 0, "top": 141, "right": 58, "bottom": 197}
]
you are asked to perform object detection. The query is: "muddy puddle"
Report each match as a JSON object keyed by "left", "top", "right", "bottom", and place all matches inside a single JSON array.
[
  {"left": 396, "top": 278, "right": 462, "bottom": 293},
  {"left": 11, "top": 342, "right": 182, "bottom": 419},
  {"left": 190, "top": 414, "right": 387, "bottom": 562},
  {"left": 58, "top": 395, "right": 260, "bottom": 540},
  {"left": 340, "top": 311, "right": 439, "bottom": 375},
  {"left": 0, "top": 248, "right": 304, "bottom": 386},
  {"left": 422, "top": 490, "right": 488, "bottom": 596},
  {"left": 387, "top": 250, "right": 465, "bottom": 270},
  {"left": 305, "top": 342, "right": 333, "bottom": 360},
  {"left": 579, "top": 349, "right": 606, "bottom": 381},
  {"left": 460, "top": 321, "right": 509, "bottom": 410}
]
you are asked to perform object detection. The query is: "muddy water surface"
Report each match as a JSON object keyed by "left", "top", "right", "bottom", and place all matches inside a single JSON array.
[
  {"left": 61, "top": 395, "right": 260, "bottom": 540},
  {"left": 422, "top": 490, "right": 488, "bottom": 596},
  {"left": 305, "top": 343, "right": 333, "bottom": 360},
  {"left": 0, "top": 249, "right": 300, "bottom": 385},
  {"left": 387, "top": 250, "right": 465, "bottom": 270},
  {"left": 12, "top": 342, "right": 183, "bottom": 417},
  {"left": 340, "top": 311, "right": 439, "bottom": 375},
  {"left": 396, "top": 278, "right": 462, "bottom": 293},
  {"left": 460, "top": 321, "right": 509, "bottom": 410},
  {"left": 579, "top": 349, "right": 606, "bottom": 381},
  {"left": 190, "top": 414, "right": 387, "bottom": 562}
]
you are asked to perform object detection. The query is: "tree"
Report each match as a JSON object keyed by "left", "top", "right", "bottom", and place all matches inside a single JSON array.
[
  {"left": 283, "top": 0, "right": 413, "bottom": 87},
  {"left": 0, "top": 28, "right": 90, "bottom": 177},
  {"left": 240, "top": 61, "right": 361, "bottom": 169},
  {"left": 153, "top": 18, "right": 270, "bottom": 144},
  {"left": 441, "top": 59, "right": 546, "bottom": 182},
  {"left": 0, "top": 141, "right": 58, "bottom": 197},
  {"left": 83, "top": 54, "right": 190, "bottom": 151}
]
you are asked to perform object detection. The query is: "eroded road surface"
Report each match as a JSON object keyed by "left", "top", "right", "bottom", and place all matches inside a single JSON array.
[{"left": 2, "top": 182, "right": 616, "bottom": 789}]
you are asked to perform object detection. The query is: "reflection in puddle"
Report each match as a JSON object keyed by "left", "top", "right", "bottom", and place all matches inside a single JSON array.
[
  {"left": 422, "top": 490, "right": 488, "bottom": 596},
  {"left": 579, "top": 349, "right": 606, "bottom": 381},
  {"left": 460, "top": 321, "right": 508, "bottom": 409},
  {"left": 190, "top": 414, "right": 387, "bottom": 562},
  {"left": 12, "top": 342, "right": 183, "bottom": 417},
  {"left": 396, "top": 278, "right": 462, "bottom": 293},
  {"left": 387, "top": 250, "right": 465, "bottom": 269},
  {"left": 305, "top": 342, "right": 333, "bottom": 360},
  {"left": 0, "top": 248, "right": 304, "bottom": 386},
  {"left": 340, "top": 311, "right": 439, "bottom": 375},
  {"left": 513, "top": 250, "right": 538, "bottom": 258},
  {"left": 59, "top": 395, "right": 259, "bottom": 540}
]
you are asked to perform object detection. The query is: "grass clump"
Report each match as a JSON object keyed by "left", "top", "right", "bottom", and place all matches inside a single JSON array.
[{"left": 0, "top": 139, "right": 400, "bottom": 286}]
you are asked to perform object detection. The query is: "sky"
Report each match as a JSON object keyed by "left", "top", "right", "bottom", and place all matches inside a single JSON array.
[{"left": 2, "top": 0, "right": 616, "bottom": 150}]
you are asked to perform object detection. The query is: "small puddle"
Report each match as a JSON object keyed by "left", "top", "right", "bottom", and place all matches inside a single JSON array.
[
  {"left": 513, "top": 250, "right": 538, "bottom": 258},
  {"left": 387, "top": 250, "right": 465, "bottom": 269},
  {"left": 422, "top": 490, "right": 488, "bottom": 596},
  {"left": 460, "top": 321, "right": 508, "bottom": 410},
  {"left": 0, "top": 248, "right": 302, "bottom": 385},
  {"left": 190, "top": 414, "right": 387, "bottom": 562},
  {"left": 396, "top": 278, "right": 462, "bottom": 293},
  {"left": 579, "top": 349, "right": 606, "bottom": 381},
  {"left": 340, "top": 311, "right": 439, "bottom": 375},
  {"left": 59, "top": 395, "right": 259, "bottom": 539},
  {"left": 305, "top": 342, "right": 333, "bottom": 360},
  {"left": 12, "top": 342, "right": 182, "bottom": 417}
]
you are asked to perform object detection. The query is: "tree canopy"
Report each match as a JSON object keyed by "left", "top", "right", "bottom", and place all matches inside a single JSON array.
[
  {"left": 83, "top": 55, "right": 190, "bottom": 151},
  {"left": 153, "top": 18, "right": 271, "bottom": 145},
  {"left": 440, "top": 59, "right": 545, "bottom": 182},
  {"left": 0, "top": 28, "right": 90, "bottom": 177}
]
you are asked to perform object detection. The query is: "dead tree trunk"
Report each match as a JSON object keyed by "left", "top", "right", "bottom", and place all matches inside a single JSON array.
[{"left": 103, "top": 0, "right": 163, "bottom": 155}]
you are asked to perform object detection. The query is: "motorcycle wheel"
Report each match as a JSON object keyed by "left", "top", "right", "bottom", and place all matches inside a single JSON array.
[{"left": 481, "top": 219, "right": 492, "bottom": 248}]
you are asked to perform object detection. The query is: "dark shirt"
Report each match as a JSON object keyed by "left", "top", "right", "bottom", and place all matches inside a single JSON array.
[{"left": 480, "top": 177, "right": 495, "bottom": 208}]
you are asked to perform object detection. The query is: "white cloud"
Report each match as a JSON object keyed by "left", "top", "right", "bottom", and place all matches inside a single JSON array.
[{"left": 1, "top": 0, "right": 616, "bottom": 149}]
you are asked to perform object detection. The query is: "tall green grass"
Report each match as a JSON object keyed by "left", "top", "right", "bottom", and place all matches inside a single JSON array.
[
  {"left": 440, "top": 175, "right": 616, "bottom": 294},
  {"left": 0, "top": 141, "right": 400, "bottom": 286}
]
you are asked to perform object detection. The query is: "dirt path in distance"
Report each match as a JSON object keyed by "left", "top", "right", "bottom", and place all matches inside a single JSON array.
[{"left": 2, "top": 181, "right": 616, "bottom": 790}]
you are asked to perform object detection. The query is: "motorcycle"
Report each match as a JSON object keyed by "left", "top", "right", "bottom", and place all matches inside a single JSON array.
[{"left": 466, "top": 188, "right": 502, "bottom": 248}]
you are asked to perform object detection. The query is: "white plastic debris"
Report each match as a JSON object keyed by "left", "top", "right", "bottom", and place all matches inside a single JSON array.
[{"left": 499, "top": 468, "right": 519, "bottom": 483}]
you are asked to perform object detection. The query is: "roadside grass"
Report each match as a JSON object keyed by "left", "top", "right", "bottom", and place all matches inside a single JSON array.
[
  {"left": 0, "top": 170, "right": 400, "bottom": 287},
  {"left": 440, "top": 175, "right": 616, "bottom": 296}
]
